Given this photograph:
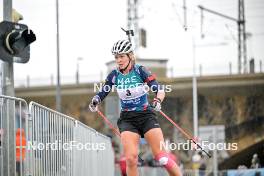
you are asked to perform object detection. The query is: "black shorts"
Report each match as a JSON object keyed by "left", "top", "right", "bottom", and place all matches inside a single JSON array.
[{"left": 117, "top": 110, "right": 160, "bottom": 138}]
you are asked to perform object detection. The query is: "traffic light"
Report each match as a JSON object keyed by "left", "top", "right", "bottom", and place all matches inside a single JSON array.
[{"left": 0, "top": 21, "right": 36, "bottom": 63}]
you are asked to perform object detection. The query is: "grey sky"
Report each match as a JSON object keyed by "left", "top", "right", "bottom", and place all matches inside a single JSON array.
[{"left": 1, "top": 0, "right": 263, "bottom": 86}]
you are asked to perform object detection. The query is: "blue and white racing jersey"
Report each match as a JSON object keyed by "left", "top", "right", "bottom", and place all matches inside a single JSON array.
[{"left": 96, "top": 64, "right": 163, "bottom": 111}]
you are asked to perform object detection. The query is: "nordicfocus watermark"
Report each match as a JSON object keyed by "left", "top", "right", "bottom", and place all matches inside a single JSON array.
[
  {"left": 27, "top": 140, "right": 106, "bottom": 151},
  {"left": 94, "top": 82, "right": 172, "bottom": 93},
  {"left": 160, "top": 140, "right": 238, "bottom": 151}
]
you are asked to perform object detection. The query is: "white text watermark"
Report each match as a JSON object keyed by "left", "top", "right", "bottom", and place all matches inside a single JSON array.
[
  {"left": 160, "top": 140, "right": 238, "bottom": 151},
  {"left": 27, "top": 140, "right": 106, "bottom": 151},
  {"left": 93, "top": 83, "right": 172, "bottom": 93}
]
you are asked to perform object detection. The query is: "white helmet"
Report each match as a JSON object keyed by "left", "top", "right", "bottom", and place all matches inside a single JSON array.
[{"left": 111, "top": 39, "right": 133, "bottom": 55}]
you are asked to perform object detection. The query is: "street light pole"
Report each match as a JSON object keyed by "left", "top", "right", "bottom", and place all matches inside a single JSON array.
[
  {"left": 76, "top": 57, "right": 83, "bottom": 84},
  {"left": 56, "top": 0, "right": 61, "bottom": 112},
  {"left": 192, "top": 36, "right": 199, "bottom": 138}
]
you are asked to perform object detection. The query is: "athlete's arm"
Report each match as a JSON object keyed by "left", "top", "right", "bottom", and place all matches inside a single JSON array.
[
  {"left": 156, "top": 91, "right": 165, "bottom": 102},
  {"left": 89, "top": 70, "right": 116, "bottom": 112},
  {"left": 95, "top": 70, "right": 116, "bottom": 102},
  {"left": 139, "top": 66, "right": 165, "bottom": 102}
]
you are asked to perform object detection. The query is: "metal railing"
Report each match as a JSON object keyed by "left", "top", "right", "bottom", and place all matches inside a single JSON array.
[
  {"left": 73, "top": 122, "right": 114, "bottom": 176},
  {"left": 138, "top": 167, "right": 169, "bottom": 176},
  {"left": 182, "top": 168, "right": 264, "bottom": 176},
  {"left": 0, "top": 95, "right": 29, "bottom": 176},
  {"left": 27, "top": 102, "right": 76, "bottom": 176},
  {"left": 114, "top": 167, "right": 264, "bottom": 176},
  {"left": 182, "top": 169, "right": 224, "bottom": 176},
  {"left": 0, "top": 95, "right": 115, "bottom": 176}
]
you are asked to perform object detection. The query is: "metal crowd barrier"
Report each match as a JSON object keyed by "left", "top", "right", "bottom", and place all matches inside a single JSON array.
[
  {"left": 0, "top": 95, "right": 28, "bottom": 176},
  {"left": 138, "top": 167, "right": 169, "bottom": 176},
  {"left": 137, "top": 168, "right": 227, "bottom": 176},
  {"left": 73, "top": 121, "right": 114, "bottom": 176},
  {"left": 27, "top": 102, "right": 76, "bottom": 176},
  {"left": 0, "top": 95, "right": 115, "bottom": 176},
  {"left": 182, "top": 169, "right": 228, "bottom": 176}
]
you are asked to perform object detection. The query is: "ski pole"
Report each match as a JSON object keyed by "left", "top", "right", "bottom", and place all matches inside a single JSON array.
[
  {"left": 158, "top": 110, "right": 211, "bottom": 158},
  {"left": 97, "top": 110, "right": 121, "bottom": 137},
  {"left": 96, "top": 110, "right": 144, "bottom": 162}
]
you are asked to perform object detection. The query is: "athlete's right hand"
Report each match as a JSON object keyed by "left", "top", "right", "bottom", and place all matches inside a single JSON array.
[{"left": 89, "top": 96, "right": 100, "bottom": 112}]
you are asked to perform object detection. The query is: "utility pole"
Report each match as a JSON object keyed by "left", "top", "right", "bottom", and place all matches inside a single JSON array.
[
  {"left": 198, "top": 0, "right": 247, "bottom": 74},
  {"left": 127, "top": 0, "right": 139, "bottom": 51},
  {"left": 238, "top": 0, "right": 247, "bottom": 73},
  {"left": 183, "top": 0, "right": 187, "bottom": 31}
]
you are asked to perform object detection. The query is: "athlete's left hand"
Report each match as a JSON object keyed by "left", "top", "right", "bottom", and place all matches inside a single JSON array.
[{"left": 151, "top": 98, "right": 162, "bottom": 111}]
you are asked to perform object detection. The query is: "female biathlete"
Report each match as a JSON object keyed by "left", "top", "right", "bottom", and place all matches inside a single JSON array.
[{"left": 89, "top": 39, "right": 182, "bottom": 176}]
